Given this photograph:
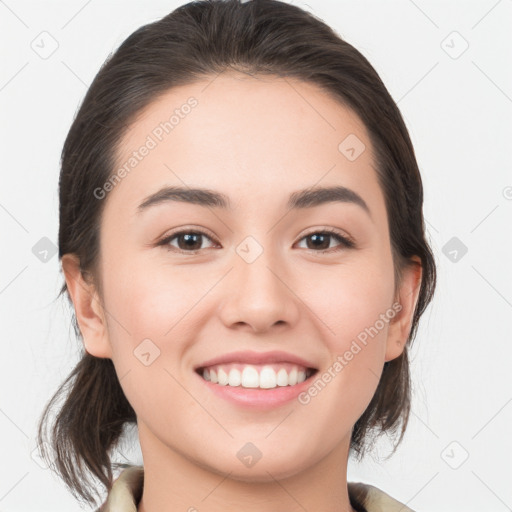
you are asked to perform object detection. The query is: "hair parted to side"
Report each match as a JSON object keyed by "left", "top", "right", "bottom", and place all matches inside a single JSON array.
[{"left": 37, "top": 0, "right": 436, "bottom": 506}]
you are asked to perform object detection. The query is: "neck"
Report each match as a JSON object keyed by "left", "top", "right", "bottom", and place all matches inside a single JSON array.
[{"left": 136, "top": 422, "right": 357, "bottom": 512}]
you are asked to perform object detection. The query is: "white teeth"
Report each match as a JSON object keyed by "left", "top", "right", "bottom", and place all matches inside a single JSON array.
[
  {"left": 228, "top": 368, "right": 241, "bottom": 387},
  {"left": 217, "top": 368, "right": 229, "bottom": 386},
  {"left": 241, "top": 366, "right": 259, "bottom": 388},
  {"left": 276, "top": 368, "right": 288, "bottom": 387},
  {"left": 259, "top": 366, "right": 277, "bottom": 389},
  {"left": 200, "top": 364, "right": 313, "bottom": 388}
]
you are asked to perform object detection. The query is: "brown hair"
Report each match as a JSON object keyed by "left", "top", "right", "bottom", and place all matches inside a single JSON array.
[{"left": 37, "top": 0, "right": 436, "bottom": 506}]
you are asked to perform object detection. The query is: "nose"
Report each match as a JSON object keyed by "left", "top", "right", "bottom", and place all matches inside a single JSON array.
[{"left": 217, "top": 244, "right": 301, "bottom": 334}]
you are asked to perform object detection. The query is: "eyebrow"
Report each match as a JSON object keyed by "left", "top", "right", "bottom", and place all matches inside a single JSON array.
[{"left": 137, "top": 185, "right": 371, "bottom": 216}]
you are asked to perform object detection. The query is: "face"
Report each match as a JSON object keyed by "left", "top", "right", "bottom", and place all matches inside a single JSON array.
[{"left": 70, "top": 72, "right": 418, "bottom": 481}]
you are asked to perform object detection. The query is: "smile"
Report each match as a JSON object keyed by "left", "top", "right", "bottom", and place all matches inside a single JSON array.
[{"left": 197, "top": 363, "right": 317, "bottom": 389}]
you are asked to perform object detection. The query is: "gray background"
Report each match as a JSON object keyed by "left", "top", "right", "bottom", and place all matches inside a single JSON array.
[{"left": 1, "top": 0, "right": 511, "bottom": 510}]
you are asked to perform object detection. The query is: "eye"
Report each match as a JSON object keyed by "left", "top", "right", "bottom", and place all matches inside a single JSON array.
[
  {"left": 157, "top": 227, "right": 355, "bottom": 254},
  {"left": 295, "top": 229, "right": 355, "bottom": 253},
  {"left": 158, "top": 229, "right": 218, "bottom": 253}
]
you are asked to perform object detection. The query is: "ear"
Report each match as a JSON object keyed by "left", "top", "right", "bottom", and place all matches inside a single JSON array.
[
  {"left": 61, "top": 254, "right": 112, "bottom": 359},
  {"left": 384, "top": 257, "right": 423, "bottom": 362}
]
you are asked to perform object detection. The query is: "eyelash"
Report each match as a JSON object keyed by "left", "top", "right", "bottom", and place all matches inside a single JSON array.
[{"left": 157, "top": 227, "right": 356, "bottom": 255}]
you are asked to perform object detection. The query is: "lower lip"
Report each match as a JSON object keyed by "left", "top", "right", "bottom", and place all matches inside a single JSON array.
[{"left": 196, "top": 371, "right": 317, "bottom": 409}]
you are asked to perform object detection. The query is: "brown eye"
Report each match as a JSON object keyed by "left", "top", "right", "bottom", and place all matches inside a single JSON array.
[
  {"left": 157, "top": 228, "right": 355, "bottom": 255},
  {"left": 296, "top": 230, "right": 355, "bottom": 253},
  {"left": 159, "top": 230, "right": 218, "bottom": 253}
]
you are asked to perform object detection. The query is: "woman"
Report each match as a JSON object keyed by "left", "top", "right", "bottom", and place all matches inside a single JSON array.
[{"left": 37, "top": 1, "right": 436, "bottom": 511}]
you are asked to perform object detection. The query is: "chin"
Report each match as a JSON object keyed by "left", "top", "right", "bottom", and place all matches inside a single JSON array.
[{"left": 197, "top": 451, "right": 311, "bottom": 483}]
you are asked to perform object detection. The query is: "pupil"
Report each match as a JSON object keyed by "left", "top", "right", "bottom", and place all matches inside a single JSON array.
[
  {"left": 182, "top": 233, "right": 200, "bottom": 249},
  {"left": 310, "top": 233, "right": 328, "bottom": 250}
]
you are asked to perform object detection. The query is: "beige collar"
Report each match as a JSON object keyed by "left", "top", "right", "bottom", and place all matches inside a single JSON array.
[{"left": 98, "top": 465, "right": 415, "bottom": 512}]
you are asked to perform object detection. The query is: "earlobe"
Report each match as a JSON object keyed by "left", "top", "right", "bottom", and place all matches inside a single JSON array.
[
  {"left": 61, "top": 254, "right": 112, "bottom": 359},
  {"left": 384, "top": 258, "right": 423, "bottom": 362}
]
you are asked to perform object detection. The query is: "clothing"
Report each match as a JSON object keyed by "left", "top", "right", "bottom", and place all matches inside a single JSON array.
[{"left": 98, "top": 465, "right": 415, "bottom": 512}]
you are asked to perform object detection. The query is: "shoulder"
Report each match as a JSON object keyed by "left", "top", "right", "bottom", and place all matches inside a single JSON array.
[
  {"left": 97, "top": 465, "right": 144, "bottom": 512},
  {"left": 348, "top": 481, "right": 416, "bottom": 512}
]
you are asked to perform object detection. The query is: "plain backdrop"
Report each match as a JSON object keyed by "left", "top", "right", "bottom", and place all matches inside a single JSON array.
[{"left": 1, "top": 1, "right": 511, "bottom": 511}]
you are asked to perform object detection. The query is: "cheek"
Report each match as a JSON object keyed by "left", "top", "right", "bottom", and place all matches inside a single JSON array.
[
  {"left": 98, "top": 259, "right": 195, "bottom": 423},
  {"left": 102, "top": 252, "right": 198, "bottom": 338},
  {"left": 295, "top": 263, "right": 396, "bottom": 439},
  {"left": 306, "top": 253, "right": 396, "bottom": 349}
]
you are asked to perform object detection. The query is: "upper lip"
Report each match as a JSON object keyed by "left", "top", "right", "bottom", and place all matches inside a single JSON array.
[{"left": 194, "top": 350, "right": 318, "bottom": 371}]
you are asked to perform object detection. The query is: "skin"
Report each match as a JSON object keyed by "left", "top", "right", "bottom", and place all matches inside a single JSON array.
[{"left": 62, "top": 71, "right": 422, "bottom": 512}]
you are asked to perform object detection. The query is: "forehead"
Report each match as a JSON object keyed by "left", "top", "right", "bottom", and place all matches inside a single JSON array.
[{"left": 106, "top": 72, "right": 382, "bottom": 216}]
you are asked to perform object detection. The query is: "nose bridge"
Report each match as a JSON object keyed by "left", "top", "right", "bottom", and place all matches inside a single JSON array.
[
  {"left": 218, "top": 233, "right": 299, "bottom": 331},
  {"left": 236, "top": 233, "right": 284, "bottom": 300}
]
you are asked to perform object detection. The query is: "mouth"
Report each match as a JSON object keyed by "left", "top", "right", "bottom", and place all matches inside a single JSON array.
[{"left": 195, "top": 363, "right": 319, "bottom": 390}]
